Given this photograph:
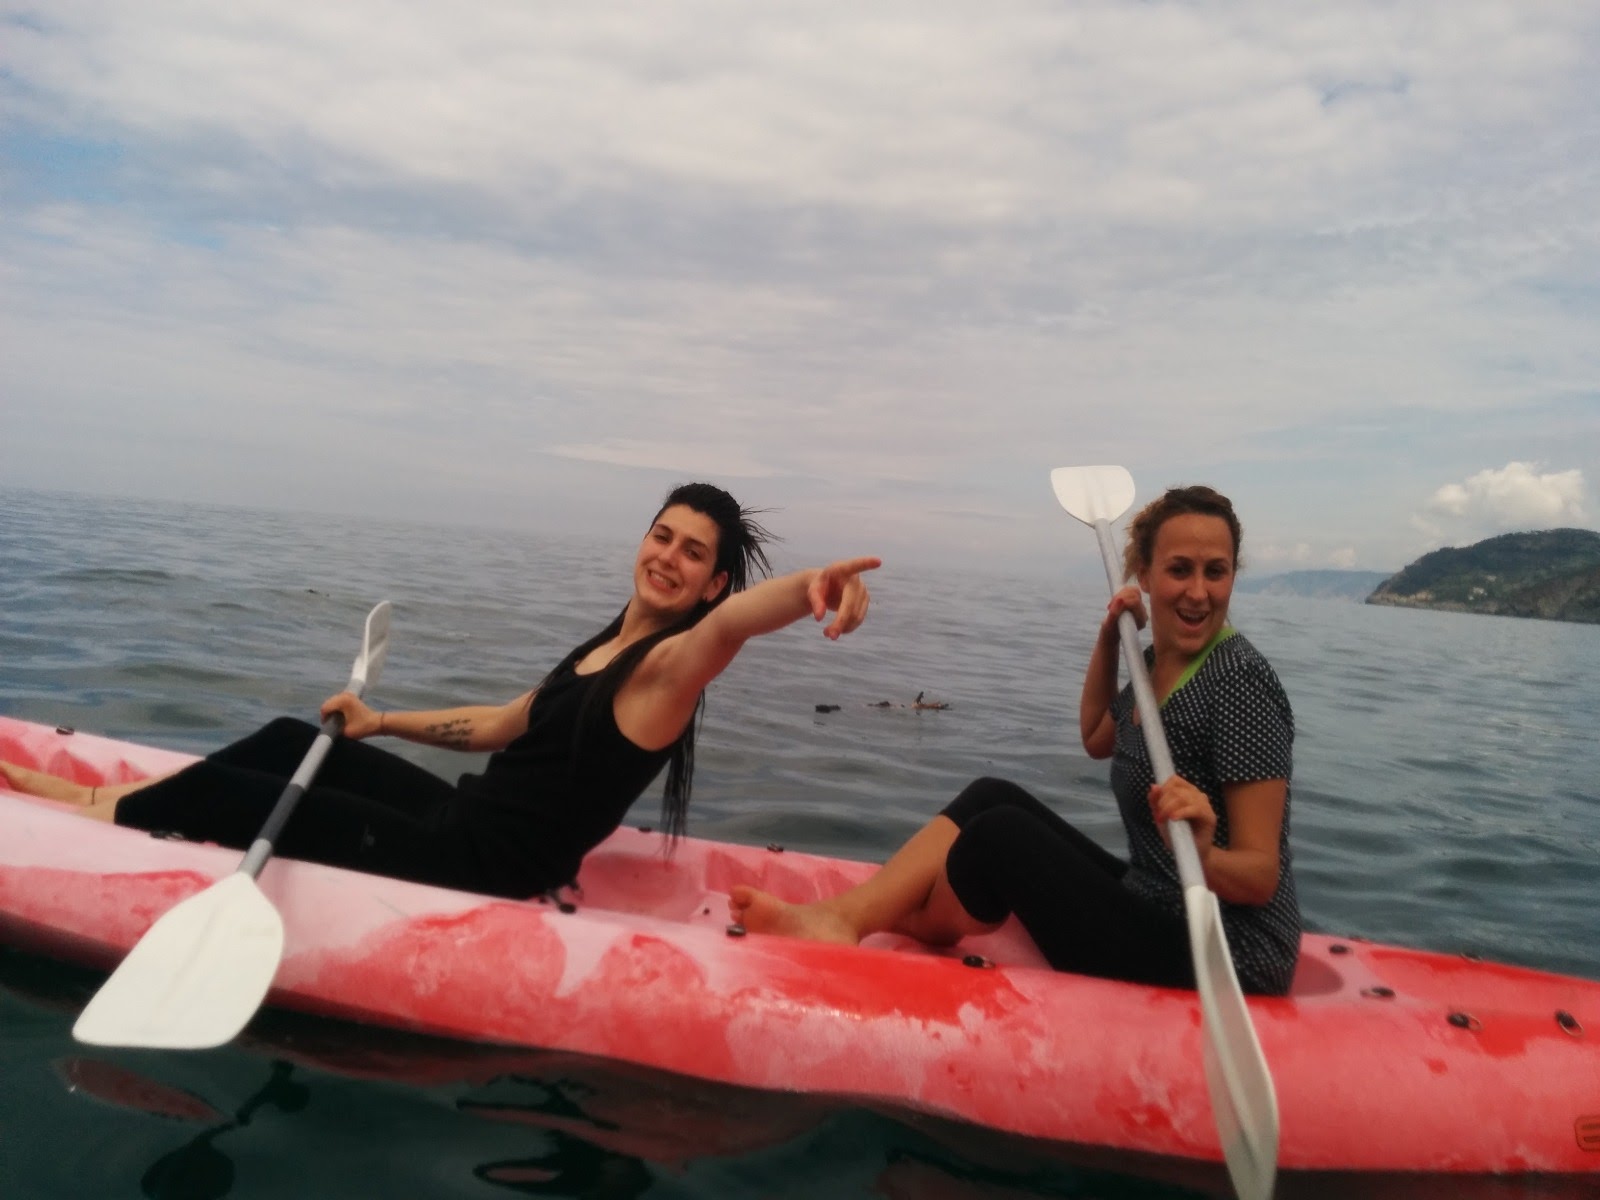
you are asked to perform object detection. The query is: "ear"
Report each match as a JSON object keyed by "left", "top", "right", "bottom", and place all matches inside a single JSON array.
[{"left": 702, "top": 571, "right": 730, "bottom": 605}]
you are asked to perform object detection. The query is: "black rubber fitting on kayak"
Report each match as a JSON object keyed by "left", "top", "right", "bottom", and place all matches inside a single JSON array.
[
  {"left": 636, "top": 824, "right": 652, "bottom": 833},
  {"left": 1447, "top": 1011, "right": 1482, "bottom": 1031},
  {"left": 1329, "top": 943, "right": 1350, "bottom": 955},
  {"left": 766, "top": 843, "right": 785, "bottom": 853},
  {"left": 1362, "top": 986, "right": 1395, "bottom": 999},
  {"left": 961, "top": 954, "right": 992, "bottom": 969},
  {"left": 54, "top": 725, "right": 75, "bottom": 735},
  {"left": 726, "top": 923, "right": 747, "bottom": 938},
  {"left": 1556, "top": 1010, "right": 1583, "bottom": 1037}
]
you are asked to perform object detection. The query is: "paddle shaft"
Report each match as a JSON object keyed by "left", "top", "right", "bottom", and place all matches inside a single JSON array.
[
  {"left": 237, "top": 712, "right": 345, "bottom": 879},
  {"left": 1090, "top": 518, "right": 1206, "bottom": 892}
]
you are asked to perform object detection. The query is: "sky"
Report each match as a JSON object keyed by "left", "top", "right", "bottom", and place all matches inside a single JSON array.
[{"left": 3, "top": 1, "right": 1597, "bottom": 578}]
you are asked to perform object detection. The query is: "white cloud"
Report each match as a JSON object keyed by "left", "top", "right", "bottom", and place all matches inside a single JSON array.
[{"left": 1422, "top": 462, "right": 1590, "bottom": 540}]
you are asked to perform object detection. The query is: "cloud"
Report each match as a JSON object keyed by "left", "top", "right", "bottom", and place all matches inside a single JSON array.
[
  {"left": 1422, "top": 462, "right": 1589, "bottom": 540},
  {"left": 3, "top": 2, "right": 1599, "bottom": 574}
]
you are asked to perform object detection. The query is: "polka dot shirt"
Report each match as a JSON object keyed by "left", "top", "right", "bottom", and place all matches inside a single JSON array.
[{"left": 1110, "top": 631, "right": 1301, "bottom": 995}]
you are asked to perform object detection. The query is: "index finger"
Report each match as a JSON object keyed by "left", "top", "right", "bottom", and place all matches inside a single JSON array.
[{"left": 835, "top": 556, "right": 882, "bottom": 577}]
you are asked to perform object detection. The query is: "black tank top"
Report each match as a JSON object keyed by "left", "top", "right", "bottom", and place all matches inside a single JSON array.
[{"left": 453, "top": 659, "right": 674, "bottom": 896}]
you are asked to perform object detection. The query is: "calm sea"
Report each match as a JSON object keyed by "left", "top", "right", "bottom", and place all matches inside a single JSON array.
[{"left": 2, "top": 487, "right": 1596, "bottom": 1200}]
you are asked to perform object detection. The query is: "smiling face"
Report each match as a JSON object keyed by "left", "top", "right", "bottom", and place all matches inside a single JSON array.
[
  {"left": 633, "top": 504, "right": 730, "bottom": 622},
  {"left": 1136, "top": 512, "right": 1237, "bottom": 660}
]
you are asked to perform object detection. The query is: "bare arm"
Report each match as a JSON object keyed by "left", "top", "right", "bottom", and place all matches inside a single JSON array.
[
  {"left": 1149, "top": 775, "right": 1286, "bottom": 906},
  {"left": 320, "top": 690, "right": 535, "bottom": 752},
  {"left": 615, "top": 557, "right": 880, "bottom": 750},
  {"left": 1080, "top": 585, "right": 1144, "bottom": 758}
]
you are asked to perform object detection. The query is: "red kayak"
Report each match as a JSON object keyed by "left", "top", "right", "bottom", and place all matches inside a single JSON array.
[{"left": 2, "top": 716, "right": 1596, "bottom": 1192}]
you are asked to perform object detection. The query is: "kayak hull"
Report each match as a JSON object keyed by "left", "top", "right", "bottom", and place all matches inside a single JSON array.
[{"left": 2, "top": 717, "right": 1597, "bottom": 1185}]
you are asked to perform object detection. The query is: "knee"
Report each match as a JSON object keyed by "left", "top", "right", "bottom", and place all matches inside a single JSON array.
[
  {"left": 941, "top": 776, "right": 1036, "bottom": 828},
  {"left": 260, "top": 716, "right": 316, "bottom": 738}
]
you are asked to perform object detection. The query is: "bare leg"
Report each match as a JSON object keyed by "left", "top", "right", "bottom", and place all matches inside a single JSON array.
[
  {"left": 729, "top": 816, "right": 1002, "bottom": 947},
  {"left": 0, "top": 760, "right": 170, "bottom": 808}
]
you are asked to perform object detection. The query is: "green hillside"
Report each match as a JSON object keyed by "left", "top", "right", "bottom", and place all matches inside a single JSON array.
[{"left": 1367, "top": 529, "right": 1600, "bottom": 624}]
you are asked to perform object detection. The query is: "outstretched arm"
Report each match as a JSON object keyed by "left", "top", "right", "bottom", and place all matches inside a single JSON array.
[
  {"left": 320, "top": 690, "right": 535, "bottom": 752},
  {"left": 617, "top": 557, "right": 880, "bottom": 749}
]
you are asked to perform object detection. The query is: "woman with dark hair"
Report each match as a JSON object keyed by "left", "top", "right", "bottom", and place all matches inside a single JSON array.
[
  {"left": 730, "top": 484, "right": 1301, "bottom": 995},
  {"left": 7, "top": 482, "right": 878, "bottom": 901}
]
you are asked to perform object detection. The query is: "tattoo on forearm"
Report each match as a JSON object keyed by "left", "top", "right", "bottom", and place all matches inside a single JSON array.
[{"left": 422, "top": 718, "right": 473, "bottom": 751}]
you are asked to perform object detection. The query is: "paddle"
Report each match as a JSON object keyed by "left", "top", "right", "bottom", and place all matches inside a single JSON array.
[
  {"left": 72, "top": 601, "right": 393, "bottom": 1050},
  {"left": 1050, "top": 466, "right": 1278, "bottom": 1200}
]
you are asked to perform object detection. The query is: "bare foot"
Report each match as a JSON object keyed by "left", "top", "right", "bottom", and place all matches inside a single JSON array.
[
  {"left": 0, "top": 760, "right": 93, "bottom": 804},
  {"left": 728, "top": 885, "right": 861, "bottom": 946}
]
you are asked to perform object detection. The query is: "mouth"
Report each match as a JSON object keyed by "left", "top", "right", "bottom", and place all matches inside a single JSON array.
[
  {"left": 1175, "top": 608, "right": 1210, "bottom": 631},
  {"left": 644, "top": 568, "right": 679, "bottom": 594}
]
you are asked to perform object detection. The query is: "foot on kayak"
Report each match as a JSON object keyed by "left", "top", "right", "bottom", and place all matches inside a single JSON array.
[
  {"left": 0, "top": 760, "right": 93, "bottom": 804},
  {"left": 727, "top": 886, "right": 860, "bottom": 946}
]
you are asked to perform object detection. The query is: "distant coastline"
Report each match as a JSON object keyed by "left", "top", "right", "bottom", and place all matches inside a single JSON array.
[
  {"left": 1236, "top": 529, "right": 1600, "bottom": 625},
  {"left": 1235, "top": 569, "right": 1391, "bottom": 602},
  {"left": 1367, "top": 528, "right": 1600, "bottom": 625}
]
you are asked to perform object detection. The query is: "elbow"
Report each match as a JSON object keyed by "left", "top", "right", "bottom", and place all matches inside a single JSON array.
[
  {"left": 1080, "top": 731, "right": 1112, "bottom": 760},
  {"left": 1236, "top": 859, "right": 1282, "bottom": 907}
]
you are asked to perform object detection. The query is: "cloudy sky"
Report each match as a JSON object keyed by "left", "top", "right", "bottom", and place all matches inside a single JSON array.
[{"left": 3, "top": 1, "right": 1596, "bottom": 576}]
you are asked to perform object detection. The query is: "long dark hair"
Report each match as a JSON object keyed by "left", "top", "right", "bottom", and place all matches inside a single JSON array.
[{"left": 556, "top": 483, "right": 775, "bottom": 841}]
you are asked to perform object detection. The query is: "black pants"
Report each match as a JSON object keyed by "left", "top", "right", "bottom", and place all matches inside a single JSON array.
[
  {"left": 941, "top": 777, "right": 1194, "bottom": 989},
  {"left": 115, "top": 717, "right": 482, "bottom": 891}
]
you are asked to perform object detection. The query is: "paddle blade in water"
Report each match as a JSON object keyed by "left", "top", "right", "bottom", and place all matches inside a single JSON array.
[
  {"left": 73, "top": 873, "right": 284, "bottom": 1049},
  {"left": 1186, "top": 888, "right": 1279, "bottom": 1200},
  {"left": 1049, "top": 465, "right": 1136, "bottom": 527}
]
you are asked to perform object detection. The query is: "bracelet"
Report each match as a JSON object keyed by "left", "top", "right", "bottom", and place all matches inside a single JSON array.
[
  {"left": 90, "top": 786, "right": 98, "bottom": 803},
  {"left": 379, "top": 712, "right": 386, "bottom": 734}
]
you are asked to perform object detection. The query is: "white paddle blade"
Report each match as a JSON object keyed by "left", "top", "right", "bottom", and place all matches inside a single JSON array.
[
  {"left": 349, "top": 600, "right": 392, "bottom": 693},
  {"left": 72, "top": 874, "right": 285, "bottom": 1049},
  {"left": 1186, "top": 889, "right": 1280, "bottom": 1200},
  {"left": 1049, "top": 465, "right": 1137, "bottom": 527}
]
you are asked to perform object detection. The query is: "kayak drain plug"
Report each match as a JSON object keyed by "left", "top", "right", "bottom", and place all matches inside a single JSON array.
[
  {"left": 1362, "top": 986, "right": 1395, "bottom": 1000},
  {"left": 1447, "top": 1011, "right": 1482, "bottom": 1031},
  {"left": 1556, "top": 1010, "right": 1583, "bottom": 1037},
  {"left": 962, "top": 955, "right": 993, "bottom": 969},
  {"left": 726, "top": 923, "right": 747, "bottom": 938}
]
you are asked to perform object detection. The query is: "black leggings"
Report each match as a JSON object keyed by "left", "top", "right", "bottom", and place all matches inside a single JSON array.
[
  {"left": 115, "top": 717, "right": 482, "bottom": 891},
  {"left": 941, "top": 777, "right": 1194, "bottom": 989}
]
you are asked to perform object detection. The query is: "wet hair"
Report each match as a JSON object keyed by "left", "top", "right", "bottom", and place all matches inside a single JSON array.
[
  {"left": 1121, "top": 485, "right": 1243, "bottom": 581},
  {"left": 553, "top": 483, "right": 776, "bottom": 843}
]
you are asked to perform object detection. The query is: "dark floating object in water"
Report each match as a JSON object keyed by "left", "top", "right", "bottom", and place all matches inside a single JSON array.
[{"left": 818, "top": 696, "right": 951, "bottom": 712}]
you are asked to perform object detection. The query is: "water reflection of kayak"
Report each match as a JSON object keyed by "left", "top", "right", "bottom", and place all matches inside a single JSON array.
[{"left": 3, "top": 717, "right": 1597, "bottom": 1193}]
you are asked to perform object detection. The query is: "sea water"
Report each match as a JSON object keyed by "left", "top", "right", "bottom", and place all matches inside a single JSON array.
[{"left": 1, "top": 487, "right": 1596, "bottom": 1199}]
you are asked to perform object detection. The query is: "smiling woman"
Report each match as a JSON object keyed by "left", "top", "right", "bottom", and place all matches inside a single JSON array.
[
  {"left": 732, "top": 484, "right": 1302, "bottom": 996},
  {"left": 0, "top": 482, "right": 881, "bottom": 901}
]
